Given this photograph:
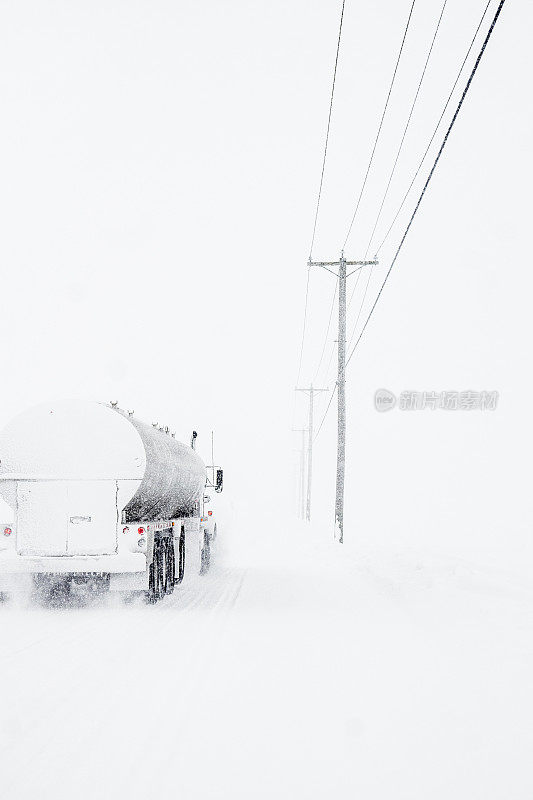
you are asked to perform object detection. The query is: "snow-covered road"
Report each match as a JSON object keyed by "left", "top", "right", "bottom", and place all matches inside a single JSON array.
[{"left": 1, "top": 519, "right": 532, "bottom": 799}]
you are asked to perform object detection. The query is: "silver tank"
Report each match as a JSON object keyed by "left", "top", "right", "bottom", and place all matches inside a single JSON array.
[{"left": 124, "top": 414, "right": 205, "bottom": 522}]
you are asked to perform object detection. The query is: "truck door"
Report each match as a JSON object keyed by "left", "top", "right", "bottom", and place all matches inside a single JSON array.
[
  {"left": 67, "top": 480, "right": 118, "bottom": 556},
  {"left": 16, "top": 481, "right": 68, "bottom": 556}
]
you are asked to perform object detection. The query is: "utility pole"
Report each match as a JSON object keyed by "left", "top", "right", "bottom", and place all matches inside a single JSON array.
[
  {"left": 292, "top": 428, "right": 307, "bottom": 519},
  {"left": 295, "top": 385, "right": 328, "bottom": 521},
  {"left": 307, "top": 254, "right": 378, "bottom": 543},
  {"left": 336, "top": 256, "right": 347, "bottom": 543}
]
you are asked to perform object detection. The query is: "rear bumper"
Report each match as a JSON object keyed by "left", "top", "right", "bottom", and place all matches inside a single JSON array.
[{"left": 0, "top": 550, "right": 147, "bottom": 575}]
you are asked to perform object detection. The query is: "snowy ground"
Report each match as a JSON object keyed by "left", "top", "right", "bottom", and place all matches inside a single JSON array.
[{"left": 1, "top": 516, "right": 532, "bottom": 800}]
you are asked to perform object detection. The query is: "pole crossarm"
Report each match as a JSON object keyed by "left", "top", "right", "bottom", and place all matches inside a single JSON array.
[
  {"left": 308, "top": 258, "right": 378, "bottom": 279},
  {"left": 308, "top": 259, "right": 378, "bottom": 267}
]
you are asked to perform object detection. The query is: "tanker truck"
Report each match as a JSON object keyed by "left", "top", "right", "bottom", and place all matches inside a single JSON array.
[{"left": 0, "top": 400, "right": 223, "bottom": 603}]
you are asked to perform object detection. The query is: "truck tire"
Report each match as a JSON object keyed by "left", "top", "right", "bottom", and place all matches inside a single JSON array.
[
  {"left": 156, "top": 543, "right": 164, "bottom": 600},
  {"left": 146, "top": 555, "right": 157, "bottom": 604},
  {"left": 160, "top": 540, "right": 167, "bottom": 595},
  {"left": 175, "top": 528, "right": 185, "bottom": 585},
  {"left": 146, "top": 541, "right": 163, "bottom": 604},
  {"left": 164, "top": 538, "right": 175, "bottom": 595},
  {"left": 200, "top": 531, "right": 211, "bottom": 575}
]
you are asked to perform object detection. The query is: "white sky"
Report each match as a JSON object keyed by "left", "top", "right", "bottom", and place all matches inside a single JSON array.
[{"left": 0, "top": 0, "right": 530, "bottom": 563}]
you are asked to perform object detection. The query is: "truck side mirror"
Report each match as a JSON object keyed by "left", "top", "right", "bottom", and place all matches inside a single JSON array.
[{"left": 215, "top": 469, "right": 224, "bottom": 493}]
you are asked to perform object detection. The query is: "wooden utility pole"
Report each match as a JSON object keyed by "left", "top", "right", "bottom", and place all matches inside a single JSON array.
[
  {"left": 307, "top": 254, "right": 377, "bottom": 543},
  {"left": 295, "top": 386, "right": 327, "bottom": 521}
]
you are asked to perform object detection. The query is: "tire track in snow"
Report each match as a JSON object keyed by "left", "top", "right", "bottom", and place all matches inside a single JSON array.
[{"left": 1, "top": 562, "right": 248, "bottom": 799}]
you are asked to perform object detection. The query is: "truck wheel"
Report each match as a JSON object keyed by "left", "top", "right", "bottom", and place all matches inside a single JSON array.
[
  {"left": 146, "top": 542, "right": 163, "bottom": 604},
  {"left": 200, "top": 531, "right": 211, "bottom": 575},
  {"left": 165, "top": 538, "right": 175, "bottom": 595},
  {"left": 156, "top": 543, "right": 165, "bottom": 600},
  {"left": 176, "top": 529, "right": 185, "bottom": 584},
  {"left": 160, "top": 540, "right": 167, "bottom": 596},
  {"left": 146, "top": 556, "right": 157, "bottom": 604}
]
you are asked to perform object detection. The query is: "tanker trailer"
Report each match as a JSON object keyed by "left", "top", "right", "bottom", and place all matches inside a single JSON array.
[{"left": 0, "top": 400, "right": 219, "bottom": 602}]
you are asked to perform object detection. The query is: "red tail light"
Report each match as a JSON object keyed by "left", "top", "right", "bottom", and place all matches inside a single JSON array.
[
  {"left": 208, "top": 511, "right": 212, "bottom": 516},
  {"left": 3, "top": 527, "right": 12, "bottom": 537},
  {"left": 123, "top": 526, "right": 130, "bottom": 534},
  {"left": 138, "top": 527, "right": 145, "bottom": 535}
]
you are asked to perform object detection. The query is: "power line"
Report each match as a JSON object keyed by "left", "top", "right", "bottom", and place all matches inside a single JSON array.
[
  {"left": 323, "top": 339, "right": 337, "bottom": 387},
  {"left": 295, "top": 265, "right": 311, "bottom": 388},
  {"left": 345, "top": 266, "right": 365, "bottom": 350},
  {"left": 364, "top": 0, "right": 448, "bottom": 259},
  {"left": 347, "top": 259, "right": 363, "bottom": 308},
  {"left": 314, "top": 383, "right": 338, "bottom": 441},
  {"left": 346, "top": 0, "right": 506, "bottom": 371},
  {"left": 347, "top": 0, "right": 492, "bottom": 354},
  {"left": 315, "top": 0, "right": 506, "bottom": 437},
  {"left": 297, "top": 0, "right": 346, "bottom": 390},
  {"left": 309, "top": 0, "right": 346, "bottom": 261},
  {"left": 313, "top": 278, "right": 338, "bottom": 384},
  {"left": 346, "top": 260, "right": 376, "bottom": 351},
  {"left": 342, "top": 0, "right": 417, "bottom": 251},
  {"left": 341, "top": 0, "right": 444, "bottom": 355},
  {"left": 375, "top": 0, "right": 493, "bottom": 257},
  {"left": 296, "top": 386, "right": 328, "bottom": 519}
]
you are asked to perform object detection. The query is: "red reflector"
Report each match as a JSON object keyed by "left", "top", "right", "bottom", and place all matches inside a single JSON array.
[
  {"left": 208, "top": 511, "right": 212, "bottom": 516},
  {"left": 3, "top": 527, "right": 12, "bottom": 536},
  {"left": 138, "top": 527, "right": 145, "bottom": 535}
]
